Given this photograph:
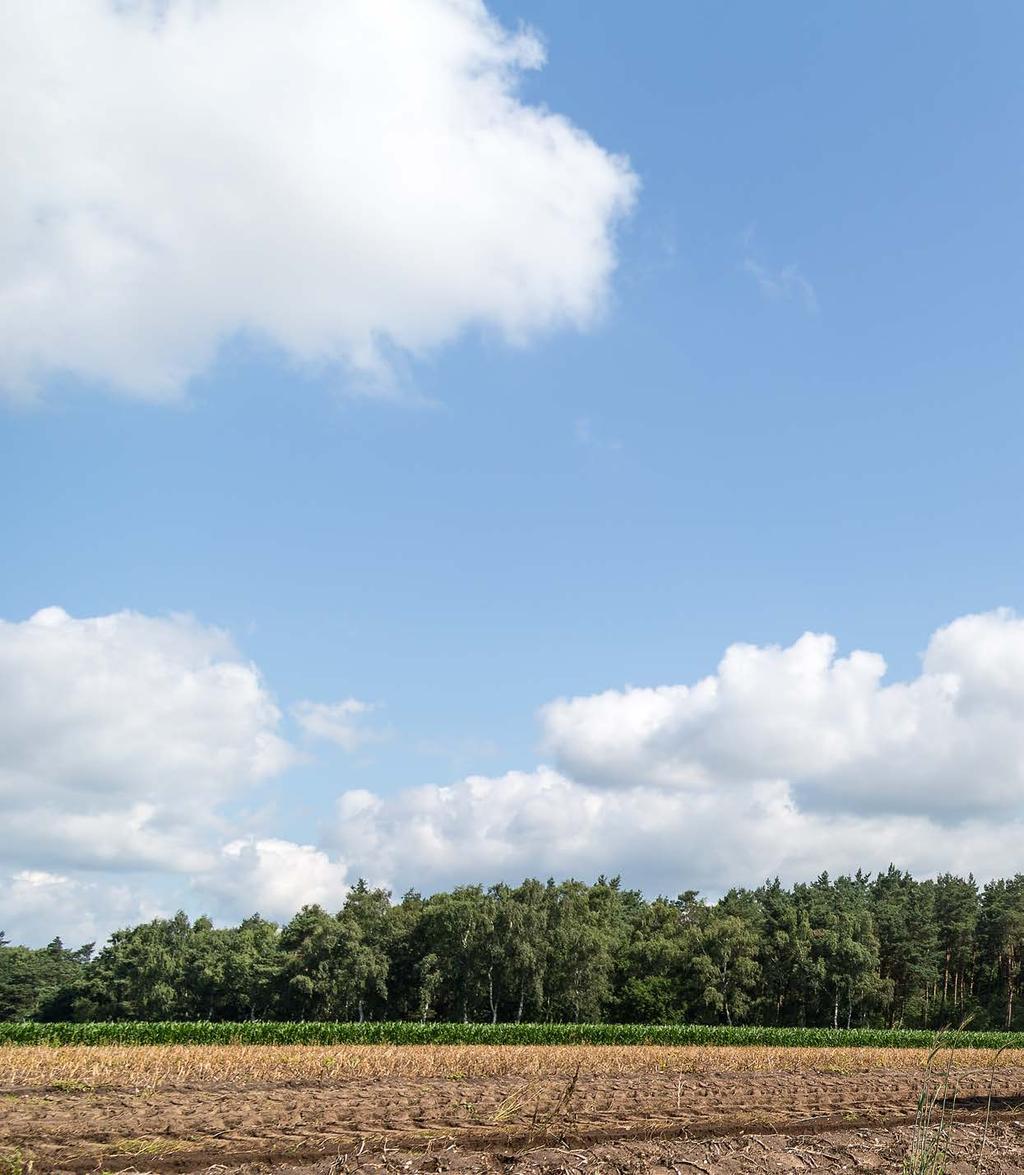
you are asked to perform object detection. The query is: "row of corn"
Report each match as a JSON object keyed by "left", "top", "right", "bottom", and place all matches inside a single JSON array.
[{"left": 1, "top": 1021, "right": 1021, "bottom": 1048}]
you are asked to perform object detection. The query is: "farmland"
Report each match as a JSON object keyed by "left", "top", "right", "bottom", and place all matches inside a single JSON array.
[
  {"left": 4, "top": 1042, "right": 1024, "bottom": 1172},
  {"left": 9, "top": 875, "right": 1024, "bottom": 1170}
]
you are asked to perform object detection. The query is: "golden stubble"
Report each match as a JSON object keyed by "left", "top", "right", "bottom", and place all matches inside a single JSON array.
[{"left": 5, "top": 1043, "right": 1024, "bottom": 1091}]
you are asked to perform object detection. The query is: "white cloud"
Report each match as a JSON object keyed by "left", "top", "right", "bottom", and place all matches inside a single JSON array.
[
  {"left": 204, "top": 838, "right": 350, "bottom": 921},
  {"left": 0, "top": 605, "right": 362, "bottom": 943},
  {"left": 3, "top": 804, "right": 214, "bottom": 874},
  {"left": 540, "top": 610, "right": 1024, "bottom": 817},
  {"left": 1, "top": 869, "right": 162, "bottom": 948},
  {"left": 292, "top": 698, "right": 385, "bottom": 752},
  {"left": 11, "top": 605, "right": 1024, "bottom": 943},
  {"left": 326, "top": 609, "right": 1024, "bottom": 896},
  {"left": 0, "top": 0, "right": 638, "bottom": 402},
  {"left": 0, "top": 605, "right": 294, "bottom": 872},
  {"left": 331, "top": 767, "right": 1024, "bottom": 901}
]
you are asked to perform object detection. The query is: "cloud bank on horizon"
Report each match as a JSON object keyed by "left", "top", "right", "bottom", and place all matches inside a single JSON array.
[
  {"left": 4, "top": 604, "right": 1024, "bottom": 945},
  {"left": 0, "top": 0, "right": 636, "bottom": 401}
]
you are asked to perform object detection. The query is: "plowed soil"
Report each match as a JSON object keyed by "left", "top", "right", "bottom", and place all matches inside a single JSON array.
[{"left": 3, "top": 1046, "right": 1024, "bottom": 1173}]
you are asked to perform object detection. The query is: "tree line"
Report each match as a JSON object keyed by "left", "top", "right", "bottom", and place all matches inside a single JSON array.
[{"left": 3, "top": 867, "right": 1024, "bottom": 1029}]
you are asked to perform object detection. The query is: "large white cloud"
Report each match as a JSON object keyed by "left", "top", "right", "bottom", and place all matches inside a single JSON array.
[
  {"left": 540, "top": 609, "right": 1024, "bottom": 817},
  {"left": 0, "top": 0, "right": 637, "bottom": 401},
  {"left": 10, "top": 606, "right": 1024, "bottom": 945},
  {"left": 0, "top": 606, "right": 293, "bottom": 874},
  {"left": 203, "top": 837, "right": 350, "bottom": 922},
  {"left": 0, "top": 605, "right": 357, "bottom": 942},
  {"left": 331, "top": 768, "right": 1024, "bottom": 900},
  {"left": 1, "top": 870, "right": 162, "bottom": 950},
  {"left": 327, "top": 609, "right": 1024, "bottom": 896}
]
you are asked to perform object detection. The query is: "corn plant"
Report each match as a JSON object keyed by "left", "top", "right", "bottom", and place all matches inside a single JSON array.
[{"left": 1, "top": 1020, "right": 1022, "bottom": 1048}]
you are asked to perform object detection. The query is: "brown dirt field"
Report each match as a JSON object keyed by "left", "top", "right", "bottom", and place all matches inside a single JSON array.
[{"left": 3, "top": 1046, "right": 1024, "bottom": 1173}]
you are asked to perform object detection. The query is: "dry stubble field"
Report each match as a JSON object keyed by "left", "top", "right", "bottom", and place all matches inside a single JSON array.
[{"left": 3, "top": 1044, "right": 1024, "bottom": 1173}]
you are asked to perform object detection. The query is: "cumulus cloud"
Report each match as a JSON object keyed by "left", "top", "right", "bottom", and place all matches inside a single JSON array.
[
  {"left": 1, "top": 869, "right": 162, "bottom": 948},
  {"left": 332, "top": 768, "right": 729, "bottom": 894},
  {"left": 0, "top": 606, "right": 294, "bottom": 873},
  {"left": 11, "top": 606, "right": 1024, "bottom": 944},
  {"left": 326, "top": 609, "right": 1024, "bottom": 896},
  {"left": 0, "top": 0, "right": 638, "bottom": 401},
  {"left": 3, "top": 804, "right": 214, "bottom": 875},
  {"left": 292, "top": 698, "right": 385, "bottom": 752},
  {"left": 203, "top": 838, "right": 349, "bottom": 921},
  {"left": 540, "top": 610, "right": 1024, "bottom": 817},
  {"left": 0, "top": 605, "right": 357, "bottom": 942},
  {"left": 331, "top": 767, "right": 1024, "bottom": 902}
]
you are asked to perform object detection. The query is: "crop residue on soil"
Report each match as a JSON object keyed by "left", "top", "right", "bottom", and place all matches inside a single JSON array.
[{"left": 4, "top": 1045, "right": 1024, "bottom": 1172}]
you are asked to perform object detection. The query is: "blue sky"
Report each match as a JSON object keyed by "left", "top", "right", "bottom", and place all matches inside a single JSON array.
[{"left": 3, "top": 1, "right": 1024, "bottom": 944}]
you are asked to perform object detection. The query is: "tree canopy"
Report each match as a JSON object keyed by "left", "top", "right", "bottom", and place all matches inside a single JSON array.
[{"left": 4, "top": 868, "right": 1024, "bottom": 1029}]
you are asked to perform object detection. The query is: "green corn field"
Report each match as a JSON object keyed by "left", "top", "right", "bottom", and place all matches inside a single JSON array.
[{"left": 1, "top": 1021, "right": 1020, "bottom": 1048}]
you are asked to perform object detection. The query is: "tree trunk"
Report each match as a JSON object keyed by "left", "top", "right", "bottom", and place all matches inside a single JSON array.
[
  {"left": 721, "top": 958, "right": 731, "bottom": 1026},
  {"left": 942, "top": 950, "right": 950, "bottom": 1012}
]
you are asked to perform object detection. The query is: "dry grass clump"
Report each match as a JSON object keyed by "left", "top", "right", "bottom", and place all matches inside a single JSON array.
[{"left": 5, "top": 1043, "right": 1024, "bottom": 1091}]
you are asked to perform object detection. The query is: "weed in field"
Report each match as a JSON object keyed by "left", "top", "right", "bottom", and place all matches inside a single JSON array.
[
  {"left": 975, "top": 1042, "right": 1010, "bottom": 1174},
  {"left": 902, "top": 1021, "right": 1012, "bottom": 1175},
  {"left": 0, "top": 1149, "right": 32, "bottom": 1175},
  {"left": 492, "top": 1083, "right": 535, "bottom": 1124},
  {"left": 907, "top": 1027, "right": 970, "bottom": 1174},
  {"left": 905, "top": 1085, "right": 954, "bottom": 1174},
  {"left": 528, "top": 1060, "right": 581, "bottom": 1132}
]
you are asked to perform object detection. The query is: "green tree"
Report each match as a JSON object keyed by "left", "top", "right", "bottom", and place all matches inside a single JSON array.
[
  {"left": 754, "top": 879, "right": 815, "bottom": 1026},
  {"left": 338, "top": 880, "right": 393, "bottom": 1020},
  {"left": 278, "top": 904, "right": 347, "bottom": 1018},
  {"left": 978, "top": 876, "right": 1024, "bottom": 1030},
  {"left": 611, "top": 895, "right": 687, "bottom": 1023},
  {"left": 493, "top": 879, "right": 550, "bottom": 1022},
  {"left": 933, "top": 873, "right": 978, "bottom": 1022},
  {"left": 871, "top": 866, "right": 938, "bottom": 1027},
  {"left": 415, "top": 886, "right": 494, "bottom": 1021},
  {"left": 806, "top": 874, "right": 880, "bottom": 1029},
  {"left": 543, "top": 879, "right": 626, "bottom": 1022},
  {"left": 687, "top": 892, "right": 762, "bottom": 1025}
]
